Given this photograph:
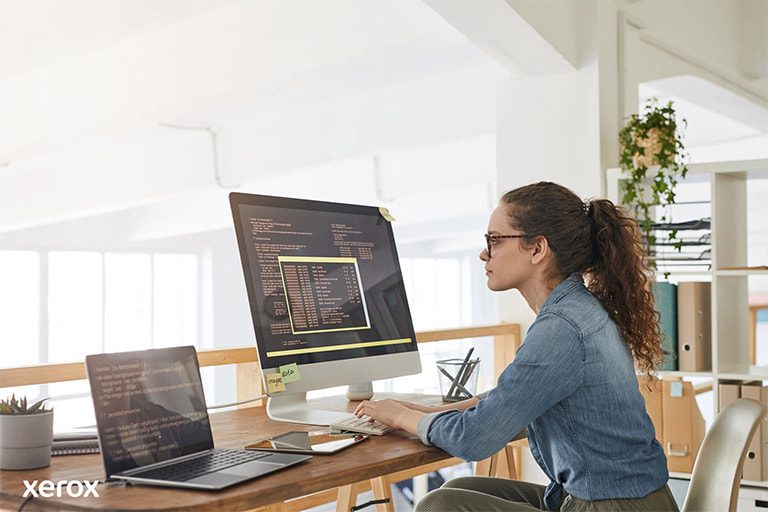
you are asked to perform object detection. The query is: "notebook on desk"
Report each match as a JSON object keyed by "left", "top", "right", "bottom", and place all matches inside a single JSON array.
[{"left": 85, "top": 346, "right": 311, "bottom": 490}]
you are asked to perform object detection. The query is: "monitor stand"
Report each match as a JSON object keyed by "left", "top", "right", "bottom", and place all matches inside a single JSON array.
[{"left": 266, "top": 392, "right": 355, "bottom": 426}]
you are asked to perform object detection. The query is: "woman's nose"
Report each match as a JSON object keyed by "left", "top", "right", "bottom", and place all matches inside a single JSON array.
[{"left": 480, "top": 248, "right": 489, "bottom": 261}]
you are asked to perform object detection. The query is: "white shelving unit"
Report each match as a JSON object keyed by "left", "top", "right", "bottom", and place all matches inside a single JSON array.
[{"left": 608, "top": 158, "right": 768, "bottom": 487}]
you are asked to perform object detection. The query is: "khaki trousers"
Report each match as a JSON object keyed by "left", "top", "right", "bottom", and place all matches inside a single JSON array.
[{"left": 414, "top": 477, "right": 679, "bottom": 512}]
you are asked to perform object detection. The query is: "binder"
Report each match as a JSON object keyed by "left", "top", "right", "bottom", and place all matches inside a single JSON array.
[
  {"left": 740, "top": 383, "right": 768, "bottom": 481},
  {"left": 638, "top": 377, "right": 663, "bottom": 444},
  {"left": 718, "top": 382, "right": 741, "bottom": 412},
  {"left": 677, "top": 282, "right": 711, "bottom": 372},
  {"left": 653, "top": 282, "right": 678, "bottom": 371},
  {"left": 662, "top": 379, "right": 705, "bottom": 473}
]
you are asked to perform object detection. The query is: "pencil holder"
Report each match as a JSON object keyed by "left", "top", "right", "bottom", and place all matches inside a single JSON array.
[{"left": 436, "top": 358, "right": 480, "bottom": 402}]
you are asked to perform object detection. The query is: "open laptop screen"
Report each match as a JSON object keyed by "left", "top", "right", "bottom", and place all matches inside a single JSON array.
[{"left": 86, "top": 346, "right": 214, "bottom": 478}]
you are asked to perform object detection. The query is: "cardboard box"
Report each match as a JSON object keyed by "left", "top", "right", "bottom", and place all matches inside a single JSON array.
[
  {"left": 718, "top": 382, "right": 741, "bottom": 412},
  {"left": 639, "top": 377, "right": 663, "bottom": 444},
  {"left": 662, "top": 379, "right": 705, "bottom": 473},
  {"left": 740, "top": 383, "right": 768, "bottom": 481}
]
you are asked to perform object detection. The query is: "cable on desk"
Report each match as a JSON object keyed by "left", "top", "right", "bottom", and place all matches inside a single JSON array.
[
  {"left": 207, "top": 394, "right": 268, "bottom": 410},
  {"left": 17, "top": 495, "right": 33, "bottom": 512}
]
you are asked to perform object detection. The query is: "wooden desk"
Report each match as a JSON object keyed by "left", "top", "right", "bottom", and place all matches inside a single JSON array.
[{"left": 0, "top": 394, "right": 457, "bottom": 511}]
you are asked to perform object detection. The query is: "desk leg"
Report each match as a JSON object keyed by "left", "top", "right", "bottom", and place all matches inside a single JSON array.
[
  {"left": 475, "top": 452, "right": 499, "bottom": 477},
  {"left": 336, "top": 484, "right": 360, "bottom": 512},
  {"left": 505, "top": 444, "right": 519, "bottom": 480},
  {"left": 370, "top": 476, "right": 394, "bottom": 512}
]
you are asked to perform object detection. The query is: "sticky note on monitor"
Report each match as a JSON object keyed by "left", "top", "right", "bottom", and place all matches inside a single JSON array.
[
  {"left": 266, "top": 373, "right": 285, "bottom": 393},
  {"left": 279, "top": 363, "right": 301, "bottom": 384},
  {"left": 378, "top": 206, "right": 395, "bottom": 222}
]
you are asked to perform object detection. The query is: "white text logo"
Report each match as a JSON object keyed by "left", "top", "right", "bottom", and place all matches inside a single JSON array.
[{"left": 22, "top": 480, "right": 100, "bottom": 498}]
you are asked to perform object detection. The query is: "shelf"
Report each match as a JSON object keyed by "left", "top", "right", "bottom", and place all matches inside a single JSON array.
[
  {"left": 684, "top": 158, "right": 768, "bottom": 177},
  {"left": 715, "top": 269, "right": 768, "bottom": 277},
  {"left": 716, "top": 366, "right": 768, "bottom": 380},
  {"left": 670, "top": 472, "right": 768, "bottom": 490},
  {"left": 659, "top": 371, "right": 714, "bottom": 378},
  {"left": 742, "top": 480, "right": 768, "bottom": 489}
]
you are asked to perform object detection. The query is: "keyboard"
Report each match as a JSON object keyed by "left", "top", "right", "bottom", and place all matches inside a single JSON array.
[
  {"left": 330, "top": 416, "right": 393, "bottom": 436},
  {"left": 129, "top": 448, "right": 269, "bottom": 482}
]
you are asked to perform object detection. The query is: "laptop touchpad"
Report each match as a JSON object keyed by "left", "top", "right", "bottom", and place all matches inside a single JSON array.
[{"left": 221, "top": 461, "right": 279, "bottom": 477}]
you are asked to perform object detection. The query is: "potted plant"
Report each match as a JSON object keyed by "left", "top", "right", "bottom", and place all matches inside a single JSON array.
[
  {"left": 618, "top": 97, "right": 689, "bottom": 266},
  {"left": 0, "top": 395, "right": 53, "bottom": 470}
]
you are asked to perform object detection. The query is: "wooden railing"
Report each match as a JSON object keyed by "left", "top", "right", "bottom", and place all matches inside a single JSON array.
[
  {"left": 0, "top": 323, "right": 521, "bottom": 393},
  {"left": 0, "top": 323, "right": 522, "bottom": 512}
]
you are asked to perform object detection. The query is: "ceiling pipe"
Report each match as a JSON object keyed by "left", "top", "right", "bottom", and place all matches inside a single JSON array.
[{"left": 158, "top": 122, "right": 238, "bottom": 189}]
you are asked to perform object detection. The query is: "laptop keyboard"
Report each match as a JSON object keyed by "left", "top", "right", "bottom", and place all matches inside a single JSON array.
[{"left": 130, "top": 448, "right": 270, "bottom": 482}]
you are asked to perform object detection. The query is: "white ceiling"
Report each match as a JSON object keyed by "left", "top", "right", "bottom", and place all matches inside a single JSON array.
[{"left": 0, "top": 0, "right": 239, "bottom": 79}]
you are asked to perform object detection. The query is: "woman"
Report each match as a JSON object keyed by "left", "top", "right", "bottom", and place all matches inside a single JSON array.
[{"left": 354, "top": 182, "right": 678, "bottom": 511}]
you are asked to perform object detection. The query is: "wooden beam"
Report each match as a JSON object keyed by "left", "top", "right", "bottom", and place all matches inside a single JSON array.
[{"left": 1, "top": 324, "right": 520, "bottom": 388}]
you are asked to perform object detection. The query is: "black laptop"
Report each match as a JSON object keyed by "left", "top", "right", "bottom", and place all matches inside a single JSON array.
[{"left": 85, "top": 346, "right": 310, "bottom": 490}]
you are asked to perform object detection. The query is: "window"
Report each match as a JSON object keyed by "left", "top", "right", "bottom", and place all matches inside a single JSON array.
[
  {"left": 0, "top": 251, "right": 39, "bottom": 367},
  {"left": 105, "top": 253, "right": 152, "bottom": 353},
  {"left": 1, "top": 250, "right": 201, "bottom": 429},
  {"left": 48, "top": 252, "right": 103, "bottom": 363}
]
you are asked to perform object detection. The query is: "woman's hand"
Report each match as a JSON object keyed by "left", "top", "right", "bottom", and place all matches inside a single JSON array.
[
  {"left": 390, "top": 400, "right": 437, "bottom": 414},
  {"left": 353, "top": 399, "right": 424, "bottom": 435}
]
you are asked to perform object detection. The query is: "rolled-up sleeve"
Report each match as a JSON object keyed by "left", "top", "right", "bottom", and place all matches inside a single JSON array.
[
  {"left": 422, "top": 313, "right": 584, "bottom": 461},
  {"left": 417, "top": 410, "right": 453, "bottom": 445}
]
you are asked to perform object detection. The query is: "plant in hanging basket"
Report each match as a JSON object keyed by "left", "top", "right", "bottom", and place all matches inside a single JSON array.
[{"left": 618, "top": 97, "right": 689, "bottom": 266}]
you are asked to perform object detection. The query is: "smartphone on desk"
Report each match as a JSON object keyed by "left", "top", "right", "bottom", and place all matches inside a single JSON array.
[{"left": 245, "top": 431, "right": 368, "bottom": 455}]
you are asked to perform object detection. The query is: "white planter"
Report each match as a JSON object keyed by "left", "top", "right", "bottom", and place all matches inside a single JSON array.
[{"left": 0, "top": 411, "right": 54, "bottom": 470}]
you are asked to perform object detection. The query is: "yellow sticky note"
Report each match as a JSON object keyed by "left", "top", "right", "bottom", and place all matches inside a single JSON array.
[
  {"left": 279, "top": 363, "right": 301, "bottom": 384},
  {"left": 266, "top": 373, "right": 285, "bottom": 393},
  {"left": 378, "top": 206, "right": 395, "bottom": 222}
]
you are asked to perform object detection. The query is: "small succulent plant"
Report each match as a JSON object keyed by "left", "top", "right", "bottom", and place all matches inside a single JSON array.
[{"left": 0, "top": 395, "right": 51, "bottom": 415}]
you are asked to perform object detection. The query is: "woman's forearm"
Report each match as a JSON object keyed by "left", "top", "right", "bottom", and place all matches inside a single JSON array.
[{"left": 436, "top": 397, "right": 479, "bottom": 412}]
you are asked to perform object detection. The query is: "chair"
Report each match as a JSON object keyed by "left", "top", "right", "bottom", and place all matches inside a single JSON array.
[{"left": 682, "top": 398, "right": 767, "bottom": 512}]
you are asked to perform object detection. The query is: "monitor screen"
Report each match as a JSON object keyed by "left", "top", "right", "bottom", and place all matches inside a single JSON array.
[{"left": 230, "top": 193, "right": 419, "bottom": 373}]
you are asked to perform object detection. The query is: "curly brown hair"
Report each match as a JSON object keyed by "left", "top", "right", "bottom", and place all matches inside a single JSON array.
[{"left": 501, "top": 182, "right": 663, "bottom": 376}]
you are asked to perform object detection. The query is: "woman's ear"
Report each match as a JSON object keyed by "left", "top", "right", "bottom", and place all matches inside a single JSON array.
[{"left": 530, "top": 236, "right": 549, "bottom": 265}]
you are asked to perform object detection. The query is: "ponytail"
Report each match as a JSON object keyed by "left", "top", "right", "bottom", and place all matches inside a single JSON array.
[
  {"left": 586, "top": 199, "right": 663, "bottom": 375},
  {"left": 502, "top": 183, "right": 663, "bottom": 376}
]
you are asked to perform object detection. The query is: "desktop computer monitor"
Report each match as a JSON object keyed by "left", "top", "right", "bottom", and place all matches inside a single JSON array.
[{"left": 229, "top": 193, "right": 421, "bottom": 425}]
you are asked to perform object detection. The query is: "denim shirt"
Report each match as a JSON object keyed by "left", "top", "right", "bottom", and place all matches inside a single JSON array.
[{"left": 417, "top": 274, "right": 668, "bottom": 510}]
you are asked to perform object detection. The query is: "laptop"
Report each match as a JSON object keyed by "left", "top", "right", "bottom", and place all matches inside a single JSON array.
[{"left": 85, "top": 346, "right": 310, "bottom": 490}]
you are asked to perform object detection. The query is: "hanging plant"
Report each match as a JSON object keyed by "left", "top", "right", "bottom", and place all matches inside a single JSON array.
[{"left": 618, "top": 97, "right": 689, "bottom": 267}]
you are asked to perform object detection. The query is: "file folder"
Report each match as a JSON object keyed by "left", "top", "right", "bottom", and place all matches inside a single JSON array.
[
  {"left": 740, "top": 383, "right": 768, "bottom": 481},
  {"left": 662, "top": 379, "right": 705, "bottom": 473},
  {"left": 677, "top": 282, "right": 711, "bottom": 372},
  {"left": 653, "top": 282, "right": 678, "bottom": 371}
]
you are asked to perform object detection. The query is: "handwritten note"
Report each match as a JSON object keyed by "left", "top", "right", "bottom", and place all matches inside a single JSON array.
[
  {"left": 266, "top": 373, "right": 285, "bottom": 393},
  {"left": 279, "top": 363, "right": 301, "bottom": 384}
]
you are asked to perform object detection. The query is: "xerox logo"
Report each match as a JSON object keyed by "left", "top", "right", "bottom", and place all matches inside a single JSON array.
[{"left": 22, "top": 479, "right": 100, "bottom": 498}]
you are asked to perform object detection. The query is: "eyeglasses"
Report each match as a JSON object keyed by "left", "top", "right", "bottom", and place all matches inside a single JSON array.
[{"left": 484, "top": 233, "right": 534, "bottom": 258}]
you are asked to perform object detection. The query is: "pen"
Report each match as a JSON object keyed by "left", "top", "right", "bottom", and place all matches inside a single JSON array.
[
  {"left": 446, "top": 347, "right": 474, "bottom": 400},
  {"left": 455, "top": 359, "right": 478, "bottom": 399},
  {"left": 438, "top": 366, "right": 473, "bottom": 400}
]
